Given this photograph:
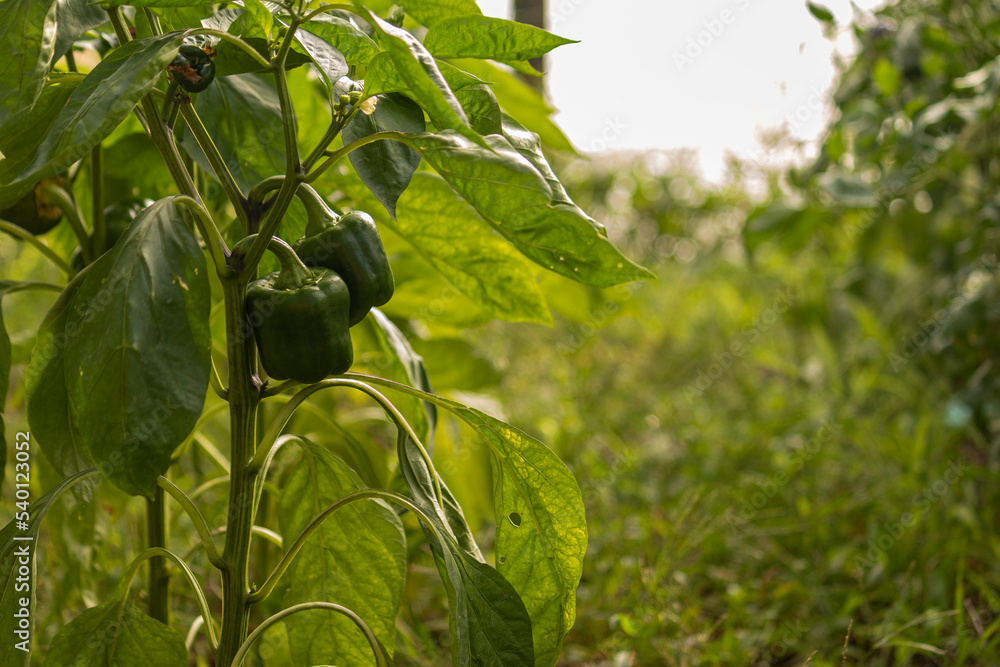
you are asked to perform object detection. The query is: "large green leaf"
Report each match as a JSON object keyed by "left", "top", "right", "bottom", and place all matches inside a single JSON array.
[
  {"left": 301, "top": 15, "right": 380, "bottom": 66},
  {"left": 366, "top": 52, "right": 485, "bottom": 96},
  {"left": 0, "top": 77, "right": 80, "bottom": 197},
  {"left": 52, "top": 0, "right": 109, "bottom": 66},
  {"left": 61, "top": 197, "right": 211, "bottom": 497},
  {"left": 469, "top": 411, "right": 586, "bottom": 667},
  {"left": 291, "top": 24, "right": 349, "bottom": 87},
  {"left": 179, "top": 73, "right": 285, "bottom": 193},
  {"left": 0, "top": 469, "right": 98, "bottom": 667},
  {"left": 46, "top": 579, "right": 187, "bottom": 666},
  {"left": 201, "top": 8, "right": 311, "bottom": 77},
  {"left": 451, "top": 59, "right": 575, "bottom": 152},
  {"left": 354, "top": 376, "right": 586, "bottom": 667},
  {"left": 397, "top": 0, "right": 482, "bottom": 27},
  {"left": 455, "top": 83, "right": 501, "bottom": 135},
  {"left": 363, "top": 12, "right": 483, "bottom": 144},
  {"left": 391, "top": 173, "right": 552, "bottom": 323},
  {"left": 342, "top": 93, "right": 424, "bottom": 219},
  {"left": 0, "top": 32, "right": 186, "bottom": 207},
  {"left": 25, "top": 270, "right": 95, "bottom": 488},
  {"left": 278, "top": 442, "right": 406, "bottom": 667},
  {"left": 0, "top": 0, "right": 58, "bottom": 132},
  {"left": 367, "top": 308, "right": 486, "bottom": 562},
  {"left": 392, "top": 132, "right": 653, "bottom": 287},
  {"left": 424, "top": 15, "right": 576, "bottom": 63}
]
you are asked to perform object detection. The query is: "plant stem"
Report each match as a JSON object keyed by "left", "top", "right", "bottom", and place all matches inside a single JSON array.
[
  {"left": 41, "top": 183, "right": 91, "bottom": 264},
  {"left": 0, "top": 221, "right": 74, "bottom": 275},
  {"left": 91, "top": 144, "right": 105, "bottom": 260},
  {"left": 178, "top": 104, "right": 250, "bottom": 231},
  {"left": 146, "top": 486, "right": 170, "bottom": 624},
  {"left": 304, "top": 132, "right": 396, "bottom": 184},
  {"left": 216, "top": 275, "right": 262, "bottom": 667}
]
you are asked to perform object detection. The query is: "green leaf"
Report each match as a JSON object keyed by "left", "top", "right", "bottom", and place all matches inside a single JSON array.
[
  {"left": 180, "top": 73, "right": 285, "bottom": 193},
  {"left": 240, "top": 0, "right": 274, "bottom": 40},
  {"left": 455, "top": 83, "right": 501, "bottom": 135},
  {"left": 873, "top": 57, "right": 901, "bottom": 96},
  {"left": 467, "top": 411, "right": 586, "bottom": 667},
  {"left": 46, "top": 584, "right": 187, "bottom": 666},
  {"left": 397, "top": 0, "right": 482, "bottom": 27},
  {"left": 366, "top": 308, "right": 435, "bottom": 447},
  {"left": 0, "top": 469, "right": 99, "bottom": 667},
  {"left": 393, "top": 132, "right": 653, "bottom": 287},
  {"left": 61, "top": 197, "right": 211, "bottom": 497},
  {"left": 292, "top": 25, "right": 349, "bottom": 86},
  {"left": 0, "top": 0, "right": 58, "bottom": 132},
  {"left": 202, "top": 9, "right": 311, "bottom": 77},
  {"left": 411, "top": 337, "right": 501, "bottom": 391},
  {"left": 424, "top": 15, "right": 576, "bottom": 64},
  {"left": 366, "top": 52, "right": 485, "bottom": 96},
  {"left": 364, "top": 13, "right": 483, "bottom": 145},
  {"left": 390, "top": 173, "right": 552, "bottom": 323},
  {"left": 0, "top": 300, "right": 10, "bottom": 413},
  {"left": 450, "top": 58, "right": 575, "bottom": 152},
  {"left": 301, "top": 15, "right": 380, "bottom": 67},
  {"left": 818, "top": 172, "right": 879, "bottom": 208},
  {"left": 456, "top": 553, "right": 536, "bottom": 666},
  {"left": 52, "top": 0, "right": 109, "bottom": 66},
  {"left": 342, "top": 93, "right": 424, "bottom": 218},
  {"left": 279, "top": 442, "right": 406, "bottom": 667},
  {"left": 0, "top": 77, "right": 80, "bottom": 206},
  {"left": 0, "top": 32, "right": 187, "bottom": 208},
  {"left": 807, "top": 1, "right": 835, "bottom": 23},
  {"left": 355, "top": 378, "right": 587, "bottom": 667},
  {"left": 501, "top": 115, "right": 592, "bottom": 216},
  {"left": 25, "top": 270, "right": 96, "bottom": 488}
]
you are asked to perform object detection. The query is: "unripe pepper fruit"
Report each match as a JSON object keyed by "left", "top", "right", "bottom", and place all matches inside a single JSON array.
[
  {"left": 292, "top": 184, "right": 394, "bottom": 326},
  {"left": 243, "top": 236, "right": 353, "bottom": 384},
  {"left": 168, "top": 44, "right": 216, "bottom": 93},
  {"left": 0, "top": 175, "right": 67, "bottom": 236}
]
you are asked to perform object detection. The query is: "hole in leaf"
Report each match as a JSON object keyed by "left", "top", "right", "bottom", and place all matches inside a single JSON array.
[
  {"left": 499, "top": 556, "right": 506, "bottom": 565},
  {"left": 508, "top": 512, "right": 522, "bottom": 527}
]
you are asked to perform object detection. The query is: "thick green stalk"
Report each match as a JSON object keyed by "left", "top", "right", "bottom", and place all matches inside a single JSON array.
[
  {"left": 216, "top": 276, "right": 261, "bottom": 666},
  {"left": 91, "top": 144, "right": 105, "bottom": 259},
  {"left": 146, "top": 487, "right": 169, "bottom": 624}
]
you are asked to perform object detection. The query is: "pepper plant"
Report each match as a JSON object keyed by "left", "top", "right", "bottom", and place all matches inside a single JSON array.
[{"left": 0, "top": 0, "right": 651, "bottom": 665}]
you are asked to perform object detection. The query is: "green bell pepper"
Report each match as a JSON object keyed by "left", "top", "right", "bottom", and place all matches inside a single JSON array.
[{"left": 292, "top": 184, "right": 394, "bottom": 326}]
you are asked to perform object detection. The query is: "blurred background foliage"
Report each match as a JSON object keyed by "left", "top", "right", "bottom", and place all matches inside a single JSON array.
[{"left": 4, "top": 0, "right": 1000, "bottom": 664}]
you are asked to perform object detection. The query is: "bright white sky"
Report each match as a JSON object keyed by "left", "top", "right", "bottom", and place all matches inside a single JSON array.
[{"left": 479, "top": 0, "right": 887, "bottom": 181}]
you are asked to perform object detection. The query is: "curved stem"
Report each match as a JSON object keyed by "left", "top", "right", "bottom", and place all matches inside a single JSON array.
[
  {"left": 178, "top": 105, "right": 250, "bottom": 233},
  {"left": 261, "top": 378, "right": 300, "bottom": 397},
  {"left": 173, "top": 195, "right": 230, "bottom": 277},
  {"left": 231, "top": 233, "right": 312, "bottom": 284},
  {"left": 120, "top": 547, "right": 219, "bottom": 652},
  {"left": 230, "top": 601, "right": 387, "bottom": 667},
  {"left": 0, "top": 221, "right": 73, "bottom": 274},
  {"left": 249, "top": 488, "right": 446, "bottom": 607},
  {"left": 210, "top": 354, "right": 229, "bottom": 400},
  {"left": 157, "top": 476, "right": 226, "bottom": 570},
  {"left": 193, "top": 29, "right": 271, "bottom": 69},
  {"left": 90, "top": 144, "right": 104, "bottom": 259},
  {"left": 41, "top": 183, "right": 90, "bottom": 264},
  {"left": 188, "top": 475, "right": 229, "bottom": 500},
  {"left": 304, "top": 132, "right": 398, "bottom": 184},
  {"left": 247, "top": 176, "right": 286, "bottom": 205},
  {"left": 248, "top": 379, "right": 442, "bottom": 507},
  {"left": 240, "top": 21, "right": 302, "bottom": 276}
]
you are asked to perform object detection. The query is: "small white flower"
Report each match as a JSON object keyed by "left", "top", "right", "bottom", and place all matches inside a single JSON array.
[{"left": 359, "top": 97, "right": 378, "bottom": 115}]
